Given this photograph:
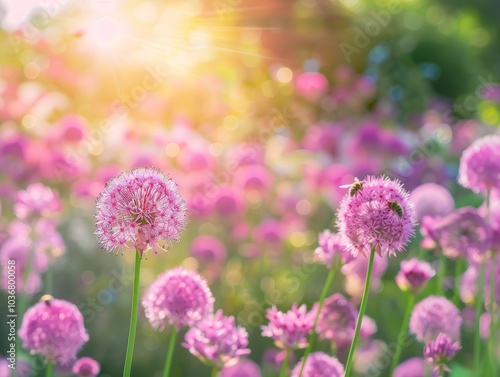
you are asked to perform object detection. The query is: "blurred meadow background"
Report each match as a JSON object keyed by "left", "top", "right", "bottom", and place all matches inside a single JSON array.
[{"left": 1, "top": 0, "right": 500, "bottom": 376}]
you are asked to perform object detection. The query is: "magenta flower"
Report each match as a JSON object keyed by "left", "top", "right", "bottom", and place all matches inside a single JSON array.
[
  {"left": 409, "top": 296, "right": 462, "bottom": 342},
  {"left": 220, "top": 359, "right": 261, "bottom": 377},
  {"left": 261, "top": 303, "right": 315, "bottom": 350},
  {"left": 291, "top": 352, "right": 344, "bottom": 377},
  {"left": 72, "top": 357, "right": 100, "bottom": 377},
  {"left": 394, "top": 357, "right": 426, "bottom": 377},
  {"left": 183, "top": 309, "right": 250, "bottom": 369},
  {"left": 95, "top": 167, "right": 187, "bottom": 255},
  {"left": 142, "top": 267, "right": 214, "bottom": 330},
  {"left": 360, "top": 316, "right": 378, "bottom": 339},
  {"left": 19, "top": 296, "right": 89, "bottom": 365},
  {"left": 341, "top": 252, "right": 388, "bottom": 297},
  {"left": 190, "top": 235, "right": 227, "bottom": 263},
  {"left": 459, "top": 266, "right": 477, "bottom": 305},
  {"left": 314, "top": 230, "right": 351, "bottom": 269},
  {"left": 423, "top": 333, "right": 461, "bottom": 373},
  {"left": 409, "top": 183, "right": 455, "bottom": 221},
  {"left": 14, "top": 183, "right": 61, "bottom": 219},
  {"left": 396, "top": 258, "right": 436, "bottom": 294},
  {"left": 458, "top": 134, "right": 500, "bottom": 193},
  {"left": 336, "top": 176, "right": 416, "bottom": 257},
  {"left": 314, "top": 293, "right": 358, "bottom": 347}
]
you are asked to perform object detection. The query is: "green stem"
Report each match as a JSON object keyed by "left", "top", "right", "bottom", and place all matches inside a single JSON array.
[
  {"left": 122, "top": 251, "right": 142, "bottom": 377},
  {"left": 388, "top": 294, "right": 415, "bottom": 376},
  {"left": 279, "top": 349, "right": 290, "bottom": 377},
  {"left": 436, "top": 253, "right": 446, "bottom": 295},
  {"left": 211, "top": 367, "right": 219, "bottom": 377},
  {"left": 453, "top": 258, "right": 464, "bottom": 306},
  {"left": 162, "top": 327, "right": 178, "bottom": 377},
  {"left": 298, "top": 267, "right": 335, "bottom": 377},
  {"left": 474, "top": 259, "right": 485, "bottom": 372},
  {"left": 46, "top": 361, "right": 53, "bottom": 377},
  {"left": 490, "top": 256, "right": 497, "bottom": 376},
  {"left": 344, "top": 248, "right": 376, "bottom": 377}
]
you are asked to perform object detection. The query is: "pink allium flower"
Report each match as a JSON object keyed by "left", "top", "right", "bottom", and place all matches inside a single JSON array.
[
  {"left": 394, "top": 357, "right": 426, "bottom": 377},
  {"left": 213, "top": 187, "right": 245, "bottom": 217},
  {"left": 484, "top": 254, "right": 500, "bottom": 306},
  {"left": 0, "top": 357, "right": 30, "bottom": 377},
  {"left": 409, "top": 183, "right": 455, "bottom": 221},
  {"left": 336, "top": 176, "right": 416, "bottom": 257},
  {"left": 314, "top": 293, "right": 358, "bottom": 347},
  {"left": 396, "top": 258, "right": 436, "bottom": 294},
  {"left": 354, "top": 339, "right": 388, "bottom": 376},
  {"left": 420, "top": 207, "right": 492, "bottom": 262},
  {"left": 72, "top": 357, "right": 100, "bottom": 377},
  {"left": 142, "top": 267, "right": 214, "bottom": 330},
  {"left": 459, "top": 265, "right": 477, "bottom": 305},
  {"left": 302, "top": 123, "right": 342, "bottom": 156},
  {"left": 294, "top": 72, "right": 329, "bottom": 98},
  {"left": 360, "top": 315, "right": 378, "bottom": 339},
  {"left": 220, "top": 359, "right": 261, "bottom": 377},
  {"left": 423, "top": 333, "right": 461, "bottom": 372},
  {"left": 409, "top": 296, "right": 462, "bottom": 342},
  {"left": 263, "top": 349, "right": 296, "bottom": 371},
  {"left": 314, "top": 230, "right": 351, "bottom": 269},
  {"left": 190, "top": 235, "right": 227, "bottom": 263},
  {"left": 234, "top": 164, "right": 273, "bottom": 192},
  {"left": 183, "top": 309, "right": 250, "bottom": 369},
  {"left": 14, "top": 183, "right": 61, "bottom": 219},
  {"left": 341, "top": 253, "right": 388, "bottom": 297},
  {"left": 95, "top": 167, "right": 187, "bottom": 255},
  {"left": 291, "top": 352, "right": 344, "bottom": 377},
  {"left": 19, "top": 296, "right": 89, "bottom": 365},
  {"left": 253, "top": 219, "right": 284, "bottom": 244},
  {"left": 458, "top": 134, "right": 500, "bottom": 192},
  {"left": 261, "top": 303, "right": 315, "bottom": 350}
]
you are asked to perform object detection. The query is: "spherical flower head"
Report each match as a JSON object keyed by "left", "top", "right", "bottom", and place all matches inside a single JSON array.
[
  {"left": 336, "top": 176, "right": 416, "bottom": 257},
  {"left": 354, "top": 339, "right": 388, "bottom": 375},
  {"left": 14, "top": 183, "right": 61, "bottom": 219},
  {"left": 183, "top": 309, "right": 250, "bottom": 369},
  {"left": 72, "top": 357, "right": 100, "bottom": 377},
  {"left": 459, "top": 266, "right": 477, "bottom": 305},
  {"left": 394, "top": 357, "right": 426, "bottom": 377},
  {"left": 409, "top": 296, "right": 462, "bottom": 342},
  {"left": 220, "top": 359, "right": 261, "bottom": 377},
  {"left": 261, "top": 303, "right": 315, "bottom": 350},
  {"left": 423, "top": 333, "right": 461, "bottom": 370},
  {"left": 458, "top": 134, "right": 500, "bottom": 193},
  {"left": 291, "top": 352, "right": 344, "bottom": 377},
  {"left": 314, "top": 293, "right": 358, "bottom": 347},
  {"left": 142, "top": 267, "right": 214, "bottom": 330},
  {"left": 409, "top": 183, "right": 455, "bottom": 221},
  {"left": 95, "top": 167, "right": 187, "bottom": 256},
  {"left": 314, "top": 230, "right": 351, "bottom": 269},
  {"left": 360, "top": 315, "right": 378, "bottom": 339},
  {"left": 396, "top": 258, "right": 435, "bottom": 294},
  {"left": 190, "top": 235, "right": 227, "bottom": 263},
  {"left": 19, "top": 296, "right": 89, "bottom": 365}
]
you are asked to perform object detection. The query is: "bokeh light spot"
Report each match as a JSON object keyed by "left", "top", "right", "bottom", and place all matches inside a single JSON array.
[
  {"left": 276, "top": 67, "right": 293, "bottom": 83},
  {"left": 24, "top": 62, "right": 40, "bottom": 79},
  {"left": 22, "top": 113, "right": 37, "bottom": 129},
  {"left": 165, "top": 142, "right": 180, "bottom": 157}
]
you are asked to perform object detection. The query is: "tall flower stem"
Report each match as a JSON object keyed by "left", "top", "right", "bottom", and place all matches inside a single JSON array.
[
  {"left": 388, "top": 293, "right": 415, "bottom": 376},
  {"left": 162, "top": 327, "right": 178, "bottom": 377},
  {"left": 490, "top": 256, "right": 497, "bottom": 376},
  {"left": 279, "top": 349, "right": 290, "bottom": 377},
  {"left": 436, "top": 253, "right": 446, "bottom": 295},
  {"left": 123, "top": 251, "right": 142, "bottom": 377},
  {"left": 211, "top": 367, "right": 219, "bottom": 377},
  {"left": 453, "top": 258, "right": 464, "bottom": 306},
  {"left": 298, "top": 267, "right": 335, "bottom": 377},
  {"left": 474, "top": 259, "right": 485, "bottom": 372},
  {"left": 344, "top": 248, "right": 376, "bottom": 377},
  {"left": 46, "top": 361, "right": 53, "bottom": 377}
]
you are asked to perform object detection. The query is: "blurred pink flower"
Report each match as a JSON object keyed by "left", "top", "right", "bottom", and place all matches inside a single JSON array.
[
  {"left": 409, "top": 183, "right": 455, "bottom": 221},
  {"left": 14, "top": 183, "right": 61, "bottom": 219},
  {"left": 295, "top": 72, "right": 329, "bottom": 98}
]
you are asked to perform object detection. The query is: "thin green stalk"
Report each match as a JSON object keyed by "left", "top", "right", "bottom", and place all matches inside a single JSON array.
[
  {"left": 490, "top": 257, "right": 497, "bottom": 376},
  {"left": 46, "top": 361, "right": 53, "bottom": 377},
  {"left": 279, "top": 349, "right": 290, "bottom": 377},
  {"left": 388, "top": 294, "right": 415, "bottom": 376},
  {"left": 436, "top": 253, "right": 446, "bottom": 295},
  {"left": 344, "top": 248, "right": 376, "bottom": 377},
  {"left": 474, "top": 259, "right": 485, "bottom": 372},
  {"left": 162, "top": 327, "right": 178, "bottom": 377},
  {"left": 298, "top": 267, "right": 335, "bottom": 377},
  {"left": 122, "top": 251, "right": 142, "bottom": 377},
  {"left": 453, "top": 258, "right": 464, "bottom": 306},
  {"left": 211, "top": 367, "right": 219, "bottom": 377}
]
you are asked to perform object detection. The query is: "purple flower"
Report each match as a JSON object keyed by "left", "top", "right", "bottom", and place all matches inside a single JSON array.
[
  {"left": 291, "top": 352, "right": 344, "bottom": 377},
  {"left": 354, "top": 339, "right": 388, "bottom": 376},
  {"left": 394, "top": 357, "right": 426, "bottom": 377},
  {"left": 409, "top": 183, "right": 455, "bottom": 221},
  {"left": 460, "top": 266, "right": 477, "bottom": 305},
  {"left": 336, "top": 176, "right": 416, "bottom": 257},
  {"left": 0, "top": 357, "right": 31, "bottom": 377},
  {"left": 423, "top": 333, "right": 461, "bottom": 371},
  {"left": 261, "top": 303, "right": 315, "bottom": 350},
  {"left": 314, "top": 293, "right": 358, "bottom": 347},
  {"left": 420, "top": 207, "right": 492, "bottom": 262},
  {"left": 458, "top": 134, "right": 500, "bottom": 193},
  {"left": 72, "top": 357, "right": 100, "bottom": 377},
  {"left": 14, "top": 183, "right": 61, "bottom": 219},
  {"left": 142, "top": 267, "right": 214, "bottom": 330},
  {"left": 220, "top": 359, "right": 261, "bottom": 377},
  {"left": 19, "top": 296, "right": 89, "bottom": 365},
  {"left": 95, "top": 167, "right": 187, "bottom": 255},
  {"left": 360, "top": 316, "right": 378, "bottom": 339},
  {"left": 263, "top": 349, "right": 296, "bottom": 371},
  {"left": 409, "top": 296, "right": 462, "bottom": 342},
  {"left": 314, "top": 230, "right": 351, "bottom": 269},
  {"left": 341, "top": 253, "right": 388, "bottom": 297},
  {"left": 190, "top": 235, "right": 227, "bottom": 263},
  {"left": 396, "top": 258, "right": 436, "bottom": 294},
  {"left": 183, "top": 309, "right": 250, "bottom": 369}
]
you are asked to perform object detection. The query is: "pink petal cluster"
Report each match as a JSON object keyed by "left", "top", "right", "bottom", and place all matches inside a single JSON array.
[
  {"left": 183, "top": 309, "right": 250, "bottom": 369},
  {"left": 14, "top": 183, "right": 61, "bottom": 219},
  {"left": 291, "top": 352, "right": 344, "bottom": 377},
  {"left": 396, "top": 258, "right": 436, "bottom": 294},
  {"left": 314, "top": 230, "right": 351, "bottom": 269},
  {"left": 220, "top": 359, "right": 261, "bottom": 377},
  {"left": 423, "top": 333, "right": 461, "bottom": 372},
  {"left": 19, "top": 297, "right": 89, "bottom": 365},
  {"left": 72, "top": 357, "right": 100, "bottom": 377},
  {"left": 409, "top": 183, "right": 455, "bottom": 221},
  {"left": 142, "top": 267, "right": 214, "bottom": 330},
  {"left": 336, "top": 176, "right": 416, "bottom": 257},
  {"left": 394, "top": 357, "right": 426, "bottom": 377},
  {"left": 95, "top": 167, "right": 187, "bottom": 255},
  {"left": 190, "top": 235, "right": 227, "bottom": 263},
  {"left": 261, "top": 303, "right": 315, "bottom": 350}
]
